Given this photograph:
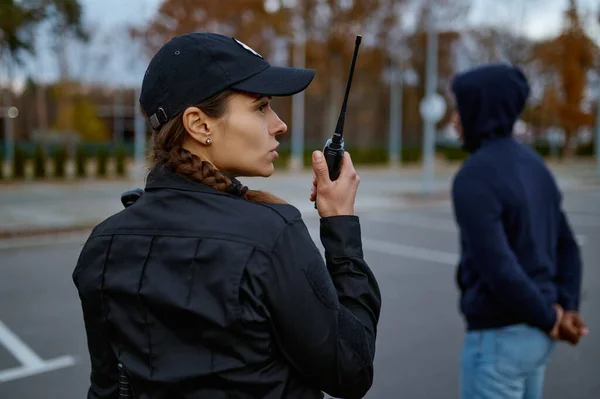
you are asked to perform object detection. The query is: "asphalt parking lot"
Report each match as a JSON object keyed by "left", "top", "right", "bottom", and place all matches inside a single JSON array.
[{"left": 0, "top": 187, "right": 598, "bottom": 399}]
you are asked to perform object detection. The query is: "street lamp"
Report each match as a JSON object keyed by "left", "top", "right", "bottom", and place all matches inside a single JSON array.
[
  {"left": 287, "top": 4, "right": 307, "bottom": 173},
  {"left": 420, "top": 5, "right": 446, "bottom": 196},
  {"left": 383, "top": 61, "right": 418, "bottom": 168},
  {"left": 2, "top": 98, "right": 17, "bottom": 179},
  {"left": 595, "top": 80, "right": 600, "bottom": 180}
]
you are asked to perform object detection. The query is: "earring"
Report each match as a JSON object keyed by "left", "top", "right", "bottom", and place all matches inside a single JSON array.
[{"left": 206, "top": 138, "right": 212, "bottom": 145}]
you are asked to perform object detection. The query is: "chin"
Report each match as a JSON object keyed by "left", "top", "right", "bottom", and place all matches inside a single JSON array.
[
  {"left": 236, "top": 164, "right": 275, "bottom": 178},
  {"left": 258, "top": 164, "right": 275, "bottom": 178}
]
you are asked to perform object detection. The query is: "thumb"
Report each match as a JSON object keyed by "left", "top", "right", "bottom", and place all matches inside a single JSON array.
[{"left": 312, "top": 151, "right": 330, "bottom": 184}]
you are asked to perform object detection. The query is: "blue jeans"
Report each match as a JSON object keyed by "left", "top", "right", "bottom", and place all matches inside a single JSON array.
[{"left": 460, "top": 323, "right": 556, "bottom": 399}]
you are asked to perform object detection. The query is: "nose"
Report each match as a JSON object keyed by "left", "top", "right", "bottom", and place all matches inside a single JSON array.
[{"left": 270, "top": 111, "right": 288, "bottom": 137}]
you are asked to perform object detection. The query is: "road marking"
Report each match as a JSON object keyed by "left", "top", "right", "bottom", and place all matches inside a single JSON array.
[
  {"left": 308, "top": 229, "right": 457, "bottom": 265},
  {"left": 364, "top": 213, "right": 457, "bottom": 232},
  {"left": 361, "top": 237, "right": 457, "bottom": 265},
  {"left": 0, "top": 233, "right": 88, "bottom": 251},
  {"left": 0, "top": 320, "right": 76, "bottom": 383},
  {"left": 363, "top": 214, "right": 587, "bottom": 247}
]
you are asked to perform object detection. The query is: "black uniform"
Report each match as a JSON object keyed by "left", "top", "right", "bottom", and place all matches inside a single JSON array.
[{"left": 73, "top": 165, "right": 382, "bottom": 399}]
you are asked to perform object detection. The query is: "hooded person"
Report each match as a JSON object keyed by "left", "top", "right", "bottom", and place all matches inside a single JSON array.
[{"left": 449, "top": 63, "right": 587, "bottom": 399}]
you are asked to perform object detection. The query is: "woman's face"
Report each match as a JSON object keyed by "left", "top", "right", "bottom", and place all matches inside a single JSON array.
[{"left": 183, "top": 92, "right": 288, "bottom": 177}]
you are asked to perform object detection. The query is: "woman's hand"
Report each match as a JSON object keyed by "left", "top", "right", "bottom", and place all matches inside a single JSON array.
[{"left": 310, "top": 151, "right": 360, "bottom": 218}]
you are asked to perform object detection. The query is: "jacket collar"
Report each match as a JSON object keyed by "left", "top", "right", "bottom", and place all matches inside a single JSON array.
[{"left": 144, "top": 164, "right": 247, "bottom": 198}]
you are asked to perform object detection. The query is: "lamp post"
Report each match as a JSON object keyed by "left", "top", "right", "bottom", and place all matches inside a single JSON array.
[
  {"left": 419, "top": 5, "right": 446, "bottom": 196},
  {"left": 288, "top": 5, "right": 307, "bottom": 172}
]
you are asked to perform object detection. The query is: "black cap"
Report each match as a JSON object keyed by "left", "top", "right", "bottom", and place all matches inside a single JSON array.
[{"left": 139, "top": 32, "right": 316, "bottom": 130}]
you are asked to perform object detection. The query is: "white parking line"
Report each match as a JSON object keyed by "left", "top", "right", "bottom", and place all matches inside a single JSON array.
[
  {"left": 0, "top": 320, "right": 76, "bottom": 383},
  {"left": 363, "top": 214, "right": 587, "bottom": 247},
  {"left": 0, "top": 233, "right": 88, "bottom": 251},
  {"left": 307, "top": 228, "right": 458, "bottom": 265},
  {"left": 360, "top": 237, "right": 457, "bottom": 265},
  {"left": 364, "top": 214, "right": 457, "bottom": 232}
]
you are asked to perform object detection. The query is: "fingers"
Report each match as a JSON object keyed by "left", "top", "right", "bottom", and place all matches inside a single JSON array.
[
  {"left": 338, "top": 152, "right": 354, "bottom": 177},
  {"left": 573, "top": 314, "right": 589, "bottom": 336},
  {"left": 338, "top": 152, "right": 360, "bottom": 189},
  {"left": 312, "top": 151, "right": 331, "bottom": 186},
  {"left": 549, "top": 304, "right": 564, "bottom": 339}
]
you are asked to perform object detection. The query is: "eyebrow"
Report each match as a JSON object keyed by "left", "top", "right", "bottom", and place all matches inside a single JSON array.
[{"left": 253, "top": 95, "right": 271, "bottom": 103}]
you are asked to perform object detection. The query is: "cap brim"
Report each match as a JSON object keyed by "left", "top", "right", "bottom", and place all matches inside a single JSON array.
[{"left": 231, "top": 66, "right": 316, "bottom": 96}]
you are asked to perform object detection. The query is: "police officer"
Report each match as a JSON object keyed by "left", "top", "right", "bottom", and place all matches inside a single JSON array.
[{"left": 72, "top": 32, "right": 382, "bottom": 399}]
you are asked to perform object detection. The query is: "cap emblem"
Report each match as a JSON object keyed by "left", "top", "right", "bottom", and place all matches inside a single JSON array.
[{"left": 233, "top": 38, "right": 263, "bottom": 59}]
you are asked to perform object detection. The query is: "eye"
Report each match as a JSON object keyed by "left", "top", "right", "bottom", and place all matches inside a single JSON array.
[{"left": 257, "top": 101, "right": 269, "bottom": 113}]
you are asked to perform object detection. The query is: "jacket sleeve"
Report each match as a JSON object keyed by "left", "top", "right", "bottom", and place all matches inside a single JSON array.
[
  {"left": 265, "top": 215, "right": 381, "bottom": 399},
  {"left": 73, "top": 239, "right": 119, "bottom": 399},
  {"left": 555, "top": 209, "right": 583, "bottom": 311},
  {"left": 452, "top": 174, "right": 557, "bottom": 332}
]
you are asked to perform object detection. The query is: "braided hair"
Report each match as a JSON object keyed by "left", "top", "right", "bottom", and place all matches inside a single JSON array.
[{"left": 149, "top": 89, "right": 287, "bottom": 204}]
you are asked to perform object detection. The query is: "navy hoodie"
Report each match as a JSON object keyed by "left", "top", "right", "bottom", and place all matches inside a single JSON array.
[{"left": 450, "top": 63, "right": 583, "bottom": 333}]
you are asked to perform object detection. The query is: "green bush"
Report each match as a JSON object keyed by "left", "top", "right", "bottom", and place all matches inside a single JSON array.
[
  {"left": 440, "top": 146, "right": 468, "bottom": 161},
  {"left": 97, "top": 146, "right": 109, "bottom": 177},
  {"left": 13, "top": 146, "right": 27, "bottom": 179},
  {"left": 401, "top": 147, "right": 422, "bottom": 164},
  {"left": 575, "top": 142, "right": 594, "bottom": 157},
  {"left": 33, "top": 145, "right": 46, "bottom": 179},
  {"left": 76, "top": 146, "right": 88, "bottom": 178},
  {"left": 53, "top": 146, "right": 67, "bottom": 178},
  {"left": 114, "top": 146, "right": 127, "bottom": 177}
]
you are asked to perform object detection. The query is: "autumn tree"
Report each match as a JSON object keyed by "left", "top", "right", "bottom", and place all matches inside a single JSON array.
[
  {"left": 131, "top": 0, "right": 406, "bottom": 149},
  {"left": 0, "top": 0, "right": 87, "bottom": 139},
  {"left": 529, "top": 0, "right": 599, "bottom": 158},
  {"left": 0, "top": 0, "right": 45, "bottom": 63},
  {"left": 130, "top": 0, "right": 286, "bottom": 58}
]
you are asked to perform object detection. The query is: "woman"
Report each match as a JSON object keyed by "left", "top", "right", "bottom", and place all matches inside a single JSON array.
[{"left": 73, "top": 32, "right": 381, "bottom": 399}]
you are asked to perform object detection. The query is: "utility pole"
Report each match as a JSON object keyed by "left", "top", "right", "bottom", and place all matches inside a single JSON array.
[
  {"left": 113, "top": 87, "right": 124, "bottom": 143},
  {"left": 596, "top": 98, "right": 600, "bottom": 180},
  {"left": 420, "top": 6, "right": 440, "bottom": 196},
  {"left": 289, "top": 7, "right": 306, "bottom": 172},
  {"left": 133, "top": 87, "right": 146, "bottom": 184},
  {"left": 388, "top": 60, "right": 403, "bottom": 168},
  {"left": 2, "top": 53, "right": 14, "bottom": 179}
]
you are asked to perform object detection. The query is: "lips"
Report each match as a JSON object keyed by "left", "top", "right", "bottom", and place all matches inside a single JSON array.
[{"left": 270, "top": 144, "right": 280, "bottom": 159}]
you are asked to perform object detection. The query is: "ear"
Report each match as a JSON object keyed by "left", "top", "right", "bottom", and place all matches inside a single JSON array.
[{"left": 182, "top": 106, "right": 213, "bottom": 145}]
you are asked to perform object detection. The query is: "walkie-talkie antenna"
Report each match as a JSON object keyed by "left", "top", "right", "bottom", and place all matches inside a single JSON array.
[{"left": 333, "top": 35, "right": 362, "bottom": 144}]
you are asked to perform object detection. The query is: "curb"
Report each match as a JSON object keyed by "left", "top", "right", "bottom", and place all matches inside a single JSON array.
[{"left": 0, "top": 224, "right": 97, "bottom": 240}]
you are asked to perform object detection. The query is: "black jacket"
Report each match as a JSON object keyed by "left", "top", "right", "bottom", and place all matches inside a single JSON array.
[{"left": 72, "top": 165, "right": 382, "bottom": 399}]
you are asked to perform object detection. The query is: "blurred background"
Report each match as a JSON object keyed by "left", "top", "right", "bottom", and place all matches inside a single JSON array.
[{"left": 1, "top": 0, "right": 599, "bottom": 181}]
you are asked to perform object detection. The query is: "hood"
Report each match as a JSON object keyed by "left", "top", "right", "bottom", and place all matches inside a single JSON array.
[{"left": 451, "top": 63, "right": 530, "bottom": 152}]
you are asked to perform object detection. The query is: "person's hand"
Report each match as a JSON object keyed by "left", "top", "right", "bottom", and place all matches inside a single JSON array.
[
  {"left": 548, "top": 304, "right": 564, "bottom": 340},
  {"left": 310, "top": 151, "right": 360, "bottom": 218},
  {"left": 559, "top": 311, "right": 589, "bottom": 346}
]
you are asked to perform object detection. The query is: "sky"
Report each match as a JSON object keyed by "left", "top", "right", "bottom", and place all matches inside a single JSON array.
[{"left": 3, "top": 0, "right": 599, "bottom": 91}]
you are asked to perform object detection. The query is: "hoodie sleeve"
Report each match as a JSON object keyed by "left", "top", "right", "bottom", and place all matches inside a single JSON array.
[
  {"left": 556, "top": 209, "right": 583, "bottom": 311},
  {"left": 452, "top": 173, "right": 557, "bottom": 332}
]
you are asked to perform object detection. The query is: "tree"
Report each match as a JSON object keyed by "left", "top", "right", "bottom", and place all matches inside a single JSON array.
[
  {"left": 51, "top": 83, "right": 109, "bottom": 141},
  {"left": 131, "top": 0, "right": 406, "bottom": 147},
  {"left": 130, "top": 0, "right": 285, "bottom": 58},
  {"left": 0, "top": 0, "right": 45, "bottom": 64},
  {"left": 1, "top": 0, "right": 87, "bottom": 137},
  {"left": 529, "top": 0, "right": 599, "bottom": 158}
]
